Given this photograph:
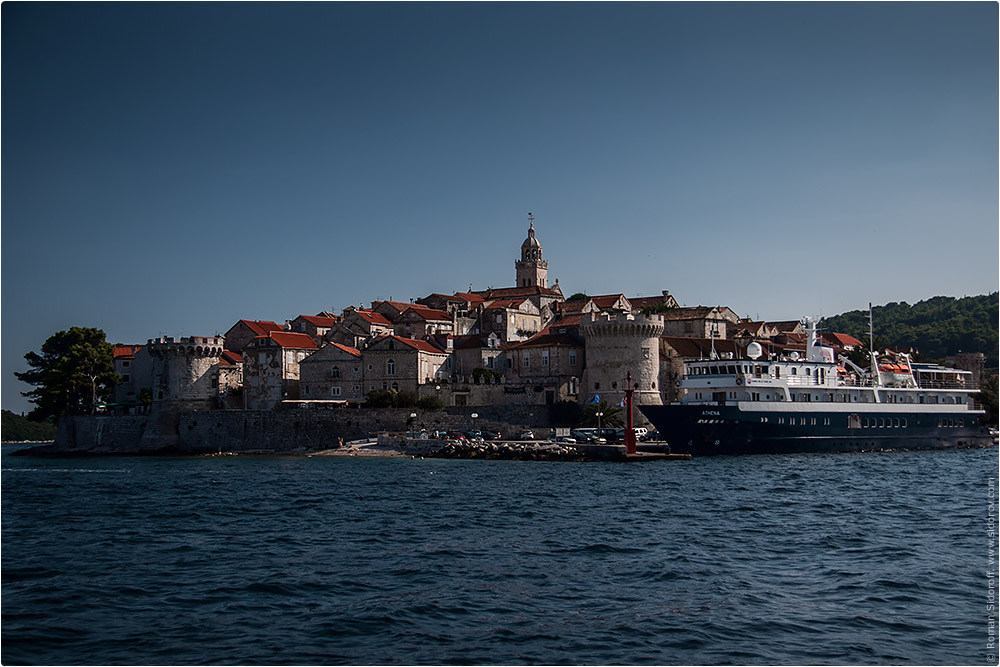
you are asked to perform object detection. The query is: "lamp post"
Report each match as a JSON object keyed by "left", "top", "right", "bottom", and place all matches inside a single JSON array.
[
  {"left": 470, "top": 412, "right": 478, "bottom": 434},
  {"left": 596, "top": 411, "right": 604, "bottom": 430}
]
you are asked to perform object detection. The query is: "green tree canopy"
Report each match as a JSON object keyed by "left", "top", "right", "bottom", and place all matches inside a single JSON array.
[
  {"left": 580, "top": 400, "right": 623, "bottom": 427},
  {"left": 567, "top": 292, "right": 590, "bottom": 302},
  {"left": 14, "top": 327, "right": 118, "bottom": 422}
]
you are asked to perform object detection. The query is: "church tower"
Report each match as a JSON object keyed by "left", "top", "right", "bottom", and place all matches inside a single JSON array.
[{"left": 515, "top": 213, "right": 548, "bottom": 288}]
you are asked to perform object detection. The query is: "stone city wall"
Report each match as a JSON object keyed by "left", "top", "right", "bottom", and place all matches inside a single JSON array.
[{"left": 52, "top": 406, "right": 555, "bottom": 455}]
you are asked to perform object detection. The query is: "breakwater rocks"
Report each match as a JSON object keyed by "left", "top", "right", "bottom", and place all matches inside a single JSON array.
[
  {"left": 379, "top": 436, "right": 633, "bottom": 462},
  {"left": 433, "top": 441, "right": 584, "bottom": 461}
]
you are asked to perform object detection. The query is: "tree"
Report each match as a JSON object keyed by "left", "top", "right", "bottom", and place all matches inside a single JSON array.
[
  {"left": 567, "top": 292, "right": 590, "bottom": 302},
  {"left": 975, "top": 375, "right": 998, "bottom": 428},
  {"left": 580, "top": 400, "right": 623, "bottom": 428},
  {"left": 14, "top": 327, "right": 118, "bottom": 422}
]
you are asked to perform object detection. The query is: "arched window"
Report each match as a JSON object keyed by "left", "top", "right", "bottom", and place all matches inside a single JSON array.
[
  {"left": 391, "top": 382, "right": 399, "bottom": 391},
  {"left": 387, "top": 359, "right": 395, "bottom": 376},
  {"left": 331, "top": 366, "right": 341, "bottom": 379}
]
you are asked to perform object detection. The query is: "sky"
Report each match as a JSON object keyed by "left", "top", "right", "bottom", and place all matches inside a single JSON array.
[{"left": 3, "top": 2, "right": 997, "bottom": 414}]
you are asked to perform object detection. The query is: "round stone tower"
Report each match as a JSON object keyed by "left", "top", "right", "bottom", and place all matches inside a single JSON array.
[
  {"left": 147, "top": 335, "right": 225, "bottom": 408},
  {"left": 580, "top": 313, "right": 664, "bottom": 407},
  {"left": 515, "top": 213, "right": 548, "bottom": 288}
]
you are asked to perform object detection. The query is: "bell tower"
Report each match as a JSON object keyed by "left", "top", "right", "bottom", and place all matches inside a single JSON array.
[{"left": 515, "top": 212, "right": 548, "bottom": 288}]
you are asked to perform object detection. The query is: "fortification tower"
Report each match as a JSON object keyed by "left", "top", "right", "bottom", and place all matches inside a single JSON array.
[
  {"left": 147, "top": 335, "right": 225, "bottom": 409},
  {"left": 580, "top": 313, "right": 664, "bottom": 408},
  {"left": 515, "top": 213, "right": 548, "bottom": 288}
]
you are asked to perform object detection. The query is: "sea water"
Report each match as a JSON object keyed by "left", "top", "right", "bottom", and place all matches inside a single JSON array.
[{"left": 2, "top": 443, "right": 997, "bottom": 665}]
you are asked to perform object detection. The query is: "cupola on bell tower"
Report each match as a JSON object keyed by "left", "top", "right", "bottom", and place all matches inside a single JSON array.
[{"left": 515, "top": 212, "right": 548, "bottom": 288}]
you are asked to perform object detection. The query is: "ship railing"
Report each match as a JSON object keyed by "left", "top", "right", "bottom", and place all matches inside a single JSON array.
[
  {"left": 783, "top": 376, "right": 826, "bottom": 387},
  {"left": 915, "top": 379, "right": 979, "bottom": 390}
]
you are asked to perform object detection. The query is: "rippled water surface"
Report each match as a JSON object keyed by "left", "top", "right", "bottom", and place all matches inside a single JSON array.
[{"left": 3, "top": 444, "right": 998, "bottom": 665}]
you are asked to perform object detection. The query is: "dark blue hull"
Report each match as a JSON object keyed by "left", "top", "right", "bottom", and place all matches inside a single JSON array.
[{"left": 639, "top": 404, "right": 994, "bottom": 456}]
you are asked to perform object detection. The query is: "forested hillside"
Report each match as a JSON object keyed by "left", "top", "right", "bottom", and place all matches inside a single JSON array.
[
  {"left": 822, "top": 293, "right": 998, "bottom": 371},
  {"left": 2, "top": 410, "right": 57, "bottom": 442}
]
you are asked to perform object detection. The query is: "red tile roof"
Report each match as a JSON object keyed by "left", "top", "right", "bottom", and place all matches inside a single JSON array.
[
  {"left": 255, "top": 331, "right": 319, "bottom": 349},
  {"left": 113, "top": 344, "right": 143, "bottom": 359},
  {"left": 484, "top": 298, "right": 527, "bottom": 310},
  {"left": 386, "top": 335, "right": 447, "bottom": 354},
  {"left": 823, "top": 332, "right": 864, "bottom": 347},
  {"left": 540, "top": 314, "right": 586, "bottom": 333},
  {"left": 471, "top": 286, "right": 563, "bottom": 300},
  {"left": 327, "top": 342, "right": 362, "bottom": 358},
  {"left": 591, "top": 294, "right": 629, "bottom": 309},
  {"left": 296, "top": 315, "right": 338, "bottom": 327},
  {"left": 510, "top": 332, "right": 582, "bottom": 349},
  {"left": 402, "top": 305, "right": 451, "bottom": 321},
  {"left": 453, "top": 292, "right": 487, "bottom": 305},
  {"left": 220, "top": 350, "right": 243, "bottom": 365},
  {"left": 354, "top": 310, "right": 393, "bottom": 327},
  {"left": 238, "top": 320, "right": 284, "bottom": 336}
]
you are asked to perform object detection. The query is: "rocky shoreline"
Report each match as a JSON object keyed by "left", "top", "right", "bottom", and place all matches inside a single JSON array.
[{"left": 8, "top": 436, "right": 685, "bottom": 463}]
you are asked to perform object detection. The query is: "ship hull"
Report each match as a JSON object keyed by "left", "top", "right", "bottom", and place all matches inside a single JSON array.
[{"left": 640, "top": 404, "right": 993, "bottom": 456}]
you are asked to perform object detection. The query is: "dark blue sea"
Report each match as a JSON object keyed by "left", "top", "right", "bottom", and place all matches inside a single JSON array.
[{"left": 3, "top": 443, "right": 998, "bottom": 665}]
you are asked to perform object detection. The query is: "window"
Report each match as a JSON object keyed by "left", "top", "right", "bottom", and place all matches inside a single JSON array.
[
  {"left": 122, "top": 374, "right": 131, "bottom": 383},
  {"left": 569, "top": 351, "right": 577, "bottom": 366},
  {"left": 542, "top": 350, "right": 550, "bottom": 367},
  {"left": 391, "top": 382, "right": 399, "bottom": 391},
  {"left": 595, "top": 382, "right": 601, "bottom": 390},
  {"left": 259, "top": 353, "right": 267, "bottom": 365},
  {"left": 523, "top": 353, "right": 529, "bottom": 368},
  {"left": 331, "top": 387, "right": 341, "bottom": 397},
  {"left": 332, "top": 367, "right": 341, "bottom": 379},
  {"left": 368, "top": 364, "right": 374, "bottom": 371},
  {"left": 122, "top": 361, "right": 131, "bottom": 368},
  {"left": 387, "top": 359, "right": 395, "bottom": 376}
]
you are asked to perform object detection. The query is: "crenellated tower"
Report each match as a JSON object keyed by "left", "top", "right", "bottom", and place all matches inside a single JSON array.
[
  {"left": 147, "top": 335, "right": 225, "bottom": 408},
  {"left": 515, "top": 212, "right": 548, "bottom": 288},
  {"left": 580, "top": 313, "right": 664, "bottom": 408}
]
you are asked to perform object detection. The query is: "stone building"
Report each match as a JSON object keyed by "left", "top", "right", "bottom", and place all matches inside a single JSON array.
[
  {"left": 147, "top": 336, "right": 226, "bottom": 408},
  {"left": 478, "top": 298, "right": 542, "bottom": 343},
  {"left": 451, "top": 333, "right": 505, "bottom": 379},
  {"left": 288, "top": 315, "right": 339, "bottom": 345},
  {"left": 629, "top": 290, "right": 679, "bottom": 313},
  {"left": 325, "top": 308, "right": 393, "bottom": 349},
  {"left": 660, "top": 306, "right": 740, "bottom": 339},
  {"left": 392, "top": 305, "right": 454, "bottom": 339},
  {"left": 217, "top": 350, "right": 244, "bottom": 408},
  {"left": 112, "top": 344, "right": 153, "bottom": 411},
  {"left": 506, "top": 331, "right": 584, "bottom": 405},
  {"left": 362, "top": 335, "right": 450, "bottom": 396},
  {"left": 243, "top": 331, "right": 318, "bottom": 410},
  {"left": 580, "top": 313, "right": 664, "bottom": 407},
  {"left": 299, "top": 342, "right": 365, "bottom": 402},
  {"left": 224, "top": 319, "right": 285, "bottom": 353}
]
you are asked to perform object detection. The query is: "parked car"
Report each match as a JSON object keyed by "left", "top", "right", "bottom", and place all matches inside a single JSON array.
[
  {"left": 517, "top": 429, "right": 536, "bottom": 440},
  {"left": 483, "top": 430, "right": 503, "bottom": 440},
  {"left": 464, "top": 430, "right": 485, "bottom": 442},
  {"left": 571, "top": 430, "right": 607, "bottom": 444}
]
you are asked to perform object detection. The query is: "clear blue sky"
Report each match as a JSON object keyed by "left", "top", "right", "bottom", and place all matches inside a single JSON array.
[{"left": 3, "top": 2, "right": 997, "bottom": 414}]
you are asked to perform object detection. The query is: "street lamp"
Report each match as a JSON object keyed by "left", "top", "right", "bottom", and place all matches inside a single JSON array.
[{"left": 596, "top": 411, "right": 604, "bottom": 429}]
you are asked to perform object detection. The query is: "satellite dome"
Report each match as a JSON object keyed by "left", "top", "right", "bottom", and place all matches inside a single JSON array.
[{"left": 747, "top": 342, "right": 763, "bottom": 360}]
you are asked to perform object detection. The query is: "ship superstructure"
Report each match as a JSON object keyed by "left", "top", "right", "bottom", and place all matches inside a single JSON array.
[{"left": 640, "top": 318, "right": 991, "bottom": 455}]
